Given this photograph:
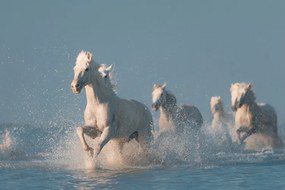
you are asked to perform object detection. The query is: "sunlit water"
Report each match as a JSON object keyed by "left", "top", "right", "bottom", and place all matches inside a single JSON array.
[{"left": 1, "top": 122, "right": 285, "bottom": 190}]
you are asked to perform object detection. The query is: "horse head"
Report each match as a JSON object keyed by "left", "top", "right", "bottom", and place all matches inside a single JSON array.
[
  {"left": 230, "top": 83, "right": 253, "bottom": 111},
  {"left": 151, "top": 83, "right": 167, "bottom": 111},
  {"left": 210, "top": 96, "right": 223, "bottom": 114},
  {"left": 71, "top": 51, "right": 95, "bottom": 94}
]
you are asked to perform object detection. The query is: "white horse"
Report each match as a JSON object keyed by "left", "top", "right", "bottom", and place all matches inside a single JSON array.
[
  {"left": 210, "top": 96, "right": 235, "bottom": 142},
  {"left": 152, "top": 83, "right": 203, "bottom": 133},
  {"left": 230, "top": 82, "right": 282, "bottom": 150},
  {"left": 71, "top": 51, "right": 153, "bottom": 158},
  {"left": 210, "top": 96, "right": 234, "bottom": 130}
]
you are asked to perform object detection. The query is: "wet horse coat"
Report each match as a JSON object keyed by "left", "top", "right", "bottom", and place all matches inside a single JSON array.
[
  {"left": 230, "top": 82, "right": 282, "bottom": 150},
  {"left": 152, "top": 83, "right": 203, "bottom": 134},
  {"left": 71, "top": 51, "right": 153, "bottom": 157}
]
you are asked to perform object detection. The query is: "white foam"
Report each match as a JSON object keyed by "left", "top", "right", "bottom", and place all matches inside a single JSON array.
[{"left": 2, "top": 120, "right": 285, "bottom": 171}]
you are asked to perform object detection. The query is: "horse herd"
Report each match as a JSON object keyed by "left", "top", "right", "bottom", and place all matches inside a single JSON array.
[{"left": 71, "top": 50, "right": 283, "bottom": 159}]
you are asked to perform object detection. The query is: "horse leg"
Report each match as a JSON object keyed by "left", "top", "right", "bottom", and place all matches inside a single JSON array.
[
  {"left": 93, "top": 126, "right": 114, "bottom": 158},
  {"left": 237, "top": 126, "right": 256, "bottom": 143},
  {"left": 236, "top": 126, "right": 249, "bottom": 144},
  {"left": 76, "top": 126, "right": 100, "bottom": 152},
  {"left": 77, "top": 126, "right": 89, "bottom": 151},
  {"left": 128, "top": 131, "right": 138, "bottom": 142},
  {"left": 240, "top": 126, "right": 257, "bottom": 143}
]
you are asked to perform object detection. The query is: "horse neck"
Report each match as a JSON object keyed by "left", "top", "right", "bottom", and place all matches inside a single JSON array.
[
  {"left": 85, "top": 69, "right": 118, "bottom": 105},
  {"left": 160, "top": 92, "right": 178, "bottom": 119},
  {"left": 243, "top": 90, "right": 256, "bottom": 105},
  {"left": 213, "top": 111, "right": 223, "bottom": 119},
  {"left": 239, "top": 101, "right": 258, "bottom": 114},
  {"left": 159, "top": 106, "right": 173, "bottom": 122},
  {"left": 214, "top": 106, "right": 226, "bottom": 118}
]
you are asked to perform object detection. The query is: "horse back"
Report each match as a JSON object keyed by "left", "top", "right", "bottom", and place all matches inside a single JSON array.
[
  {"left": 115, "top": 98, "right": 153, "bottom": 135},
  {"left": 179, "top": 105, "right": 203, "bottom": 128},
  {"left": 257, "top": 103, "right": 277, "bottom": 133}
]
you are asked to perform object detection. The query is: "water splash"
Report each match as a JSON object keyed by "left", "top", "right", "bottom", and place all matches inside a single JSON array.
[
  {"left": 0, "top": 129, "right": 13, "bottom": 159},
  {"left": 1, "top": 120, "right": 285, "bottom": 171}
]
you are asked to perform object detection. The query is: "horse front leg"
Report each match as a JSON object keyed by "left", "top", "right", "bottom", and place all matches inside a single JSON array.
[
  {"left": 240, "top": 126, "right": 257, "bottom": 143},
  {"left": 92, "top": 126, "right": 114, "bottom": 158},
  {"left": 76, "top": 126, "right": 101, "bottom": 152},
  {"left": 236, "top": 126, "right": 249, "bottom": 144},
  {"left": 237, "top": 125, "right": 257, "bottom": 144}
]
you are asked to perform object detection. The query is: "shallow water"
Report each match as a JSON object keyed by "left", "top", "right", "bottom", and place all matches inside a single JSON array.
[
  {"left": 1, "top": 123, "right": 285, "bottom": 190},
  {"left": 1, "top": 161, "right": 285, "bottom": 190}
]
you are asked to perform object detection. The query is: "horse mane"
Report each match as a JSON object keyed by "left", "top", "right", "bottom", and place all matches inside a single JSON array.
[
  {"left": 231, "top": 82, "right": 256, "bottom": 105},
  {"left": 76, "top": 51, "right": 92, "bottom": 66},
  {"left": 246, "top": 88, "right": 256, "bottom": 102},
  {"left": 105, "top": 71, "right": 118, "bottom": 94},
  {"left": 98, "top": 64, "right": 118, "bottom": 94},
  {"left": 165, "top": 90, "right": 177, "bottom": 106},
  {"left": 239, "top": 83, "right": 256, "bottom": 103}
]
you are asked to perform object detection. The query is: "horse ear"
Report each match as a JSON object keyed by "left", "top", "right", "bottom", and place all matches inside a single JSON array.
[
  {"left": 87, "top": 51, "right": 92, "bottom": 62},
  {"left": 247, "top": 83, "right": 252, "bottom": 90},
  {"left": 161, "top": 83, "right": 167, "bottom": 89},
  {"left": 106, "top": 64, "right": 113, "bottom": 72}
]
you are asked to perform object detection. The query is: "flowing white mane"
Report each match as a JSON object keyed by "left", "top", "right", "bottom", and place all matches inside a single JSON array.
[
  {"left": 98, "top": 63, "right": 118, "bottom": 93},
  {"left": 230, "top": 82, "right": 256, "bottom": 110},
  {"left": 75, "top": 51, "right": 92, "bottom": 67},
  {"left": 231, "top": 83, "right": 256, "bottom": 99}
]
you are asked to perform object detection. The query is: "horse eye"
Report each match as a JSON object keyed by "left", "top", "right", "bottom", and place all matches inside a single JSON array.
[{"left": 85, "top": 68, "right": 89, "bottom": 72}]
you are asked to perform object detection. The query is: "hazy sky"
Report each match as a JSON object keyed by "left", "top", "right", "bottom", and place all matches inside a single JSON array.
[{"left": 0, "top": 1, "right": 285, "bottom": 126}]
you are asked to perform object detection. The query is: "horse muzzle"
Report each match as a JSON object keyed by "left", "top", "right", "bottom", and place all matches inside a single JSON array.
[
  {"left": 231, "top": 105, "right": 237, "bottom": 112},
  {"left": 231, "top": 100, "right": 238, "bottom": 111},
  {"left": 71, "top": 80, "right": 82, "bottom": 94}
]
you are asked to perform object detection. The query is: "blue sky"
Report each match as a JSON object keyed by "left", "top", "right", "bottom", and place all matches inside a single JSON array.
[{"left": 0, "top": 1, "right": 285, "bottom": 126}]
